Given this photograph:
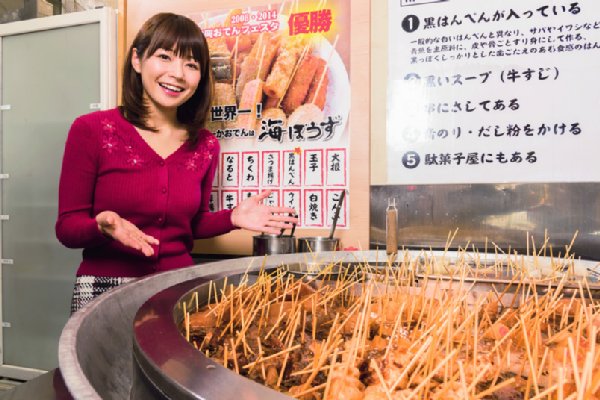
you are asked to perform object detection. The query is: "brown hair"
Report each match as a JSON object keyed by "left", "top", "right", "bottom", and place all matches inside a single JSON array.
[{"left": 120, "top": 12, "right": 213, "bottom": 144}]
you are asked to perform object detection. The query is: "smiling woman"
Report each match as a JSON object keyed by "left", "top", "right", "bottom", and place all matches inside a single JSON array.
[
  {"left": 133, "top": 47, "right": 200, "bottom": 104},
  {"left": 56, "top": 12, "right": 298, "bottom": 314},
  {"left": 121, "top": 12, "right": 211, "bottom": 144}
]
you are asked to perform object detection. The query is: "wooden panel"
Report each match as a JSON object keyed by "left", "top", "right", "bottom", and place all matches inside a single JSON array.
[
  {"left": 116, "top": 0, "right": 126, "bottom": 102},
  {"left": 370, "top": 0, "right": 387, "bottom": 185},
  {"left": 124, "top": 0, "right": 370, "bottom": 255}
]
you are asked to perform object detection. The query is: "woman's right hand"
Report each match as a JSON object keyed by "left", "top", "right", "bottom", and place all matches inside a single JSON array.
[{"left": 95, "top": 211, "right": 159, "bottom": 257}]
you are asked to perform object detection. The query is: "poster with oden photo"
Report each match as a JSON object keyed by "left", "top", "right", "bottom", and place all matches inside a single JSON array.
[
  {"left": 190, "top": 0, "right": 350, "bottom": 147},
  {"left": 188, "top": 0, "right": 350, "bottom": 227}
]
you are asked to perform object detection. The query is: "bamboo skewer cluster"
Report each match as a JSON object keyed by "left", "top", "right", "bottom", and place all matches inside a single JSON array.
[{"left": 181, "top": 245, "right": 600, "bottom": 400}]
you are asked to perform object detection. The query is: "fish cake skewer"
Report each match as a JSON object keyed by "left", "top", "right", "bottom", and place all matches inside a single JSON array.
[{"left": 281, "top": 54, "right": 320, "bottom": 115}]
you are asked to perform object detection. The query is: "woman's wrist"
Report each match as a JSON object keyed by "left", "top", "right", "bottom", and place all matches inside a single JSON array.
[
  {"left": 96, "top": 222, "right": 110, "bottom": 238},
  {"left": 230, "top": 207, "right": 239, "bottom": 228},
  {"left": 95, "top": 211, "right": 113, "bottom": 238}
]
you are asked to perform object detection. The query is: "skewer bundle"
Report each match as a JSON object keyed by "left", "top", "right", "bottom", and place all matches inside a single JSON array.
[{"left": 182, "top": 248, "right": 600, "bottom": 399}]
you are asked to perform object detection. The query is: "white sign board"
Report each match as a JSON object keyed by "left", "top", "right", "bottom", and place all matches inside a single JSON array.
[{"left": 388, "top": 0, "right": 598, "bottom": 184}]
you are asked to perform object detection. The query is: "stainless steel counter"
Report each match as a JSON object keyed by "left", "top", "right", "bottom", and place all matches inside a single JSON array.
[{"left": 0, "top": 369, "right": 72, "bottom": 400}]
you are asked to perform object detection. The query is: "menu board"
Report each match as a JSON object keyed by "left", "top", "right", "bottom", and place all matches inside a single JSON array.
[
  {"left": 387, "top": 0, "right": 598, "bottom": 184},
  {"left": 190, "top": 0, "right": 350, "bottom": 228}
]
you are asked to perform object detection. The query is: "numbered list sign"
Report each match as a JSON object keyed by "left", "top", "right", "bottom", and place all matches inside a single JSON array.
[{"left": 387, "top": 0, "right": 596, "bottom": 184}]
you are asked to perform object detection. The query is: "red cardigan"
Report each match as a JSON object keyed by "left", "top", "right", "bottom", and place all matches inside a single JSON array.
[{"left": 56, "top": 108, "right": 235, "bottom": 277}]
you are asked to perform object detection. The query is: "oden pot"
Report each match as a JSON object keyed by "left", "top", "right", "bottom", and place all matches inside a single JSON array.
[
  {"left": 252, "top": 234, "right": 296, "bottom": 256},
  {"left": 297, "top": 236, "right": 340, "bottom": 253}
]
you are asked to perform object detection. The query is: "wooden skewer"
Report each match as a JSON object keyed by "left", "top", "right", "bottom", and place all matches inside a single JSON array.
[
  {"left": 473, "top": 377, "right": 516, "bottom": 399},
  {"left": 389, "top": 337, "right": 432, "bottom": 392},
  {"left": 536, "top": 346, "right": 550, "bottom": 386},
  {"left": 183, "top": 302, "right": 190, "bottom": 342},
  {"left": 290, "top": 382, "right": 328, "bottom": 398},
  {"left": 403, "top": 349, "right": 458, "bottom": 400},
  {"left": 277, "top": 1, "right": 286, "bottom": 18},
  {"left": 567, "top": 336, "right": 582, "bottom": 391},
  {"left": 288, "top": 361, "right": 336, "bottom": 377},
  {"left": 579, "top": 351, "right": 593, "bottom": 400},
  {"left": 564, "top": 231, "right": 579, "bottom": 260},
  {"left": 316, "top": 0, "right": 327, "bottom": 10},
  {"left": 458, "top": 361, "right": 468, "bottom": 396},
  {"left": 370, "top": 359, "right": 393, "bottom": 400},
  {"left": 277, "top": 42, "right": 312, "bottom": 108},
  {"left": 207, "top": 280, "right": 213, "bottom": 308},
  {"left": 519, "top": 315, "right": 540, "bottom": 395},
  {"left": 584, "top": 326, "right": 598, "bottom": 397},
  {"left": 323, "top": 346, "right": 339, "bottom": 400},
  {"left": 309, "top": 34, "right": 339, "bottom": 105},
  {"left": 232, "top": 35, "right": 239, "bottom": 94},
  {"left": 473, "top": 300, "right": 479, "bottom": 382},
  {"left": 199, "top": 13, "right": 208, "bottom": 29},
  {"left": 185, "top": 312, "right": 190, "bottom": 342},
  {"left": 302, "top": 338, "right": 342, "bottom": 389},
  {"left": 256, "top": 337, "right": 266, "bottom": 381},
  {"left": 242, "top": 344, "right": 301, "bottom": 369},
  {"left": 255, "top": 35, "right": 266, "bottom": 81},
  {"left": 530, "top": 383, "right": 560, "bottom": 400},
  {"left": 466, "top": 364, "right": 491, "bottom": 395},
  {"left": 384, "top": 302, "right": 406, "bottom": 359},
  {"left": 230, "top": 338, "right": 240, "bottom": 374}
]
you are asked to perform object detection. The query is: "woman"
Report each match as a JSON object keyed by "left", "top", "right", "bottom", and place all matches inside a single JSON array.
[{"left": 56, "top": 13, "right": 297, "bottom": 313}]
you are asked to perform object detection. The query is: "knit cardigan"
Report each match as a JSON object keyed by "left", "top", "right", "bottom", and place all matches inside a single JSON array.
[{"left": 56, "top": 108, "right": 235, "bottom": 277}]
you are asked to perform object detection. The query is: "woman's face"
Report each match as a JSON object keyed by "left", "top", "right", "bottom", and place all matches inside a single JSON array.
[{"left": 132, "top": 47, "right": 201, "bottom": 114}]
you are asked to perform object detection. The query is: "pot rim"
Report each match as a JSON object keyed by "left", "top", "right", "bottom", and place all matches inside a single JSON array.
[
  {"left": 253, "top": 234, "right": 296, "bottom": 239},
  {"left": 298, "top": 236, "right": 340, "bottom": 242}
]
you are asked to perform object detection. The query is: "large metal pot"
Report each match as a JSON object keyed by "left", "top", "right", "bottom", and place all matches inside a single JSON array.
[
  {"left": 57, "top": 250, "right": 600, "bottom": 399},
  {"left": 297, "top": 236, "right": 340, "bottom": 253},
  {"left": 252, "top": 234, "right": 296, "bottom": 255}
]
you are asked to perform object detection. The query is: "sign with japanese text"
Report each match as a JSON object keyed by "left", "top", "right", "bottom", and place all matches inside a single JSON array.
[
  {"left": 388, "top": 0, "right": 595, "bottom": 184},
  {"left": 190, "top": 0, "right": 350, "bottom": 227}
]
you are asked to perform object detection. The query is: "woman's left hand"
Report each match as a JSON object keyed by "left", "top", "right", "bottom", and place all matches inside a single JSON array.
[{"left": 231, "top": 190, "right": 298, "bottom": 235}]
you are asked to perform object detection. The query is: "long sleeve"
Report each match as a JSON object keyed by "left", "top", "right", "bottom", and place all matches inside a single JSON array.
[
  {"left": 55, "top": 117, "right": 110, "bottom": 248},
  {"left": 191, "top": 138, "right": 237, "bottom": 238}
]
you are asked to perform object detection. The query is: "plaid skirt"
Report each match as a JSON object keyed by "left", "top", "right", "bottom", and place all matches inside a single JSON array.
[{"left": 70, "top": 275, "right": 136, "bottom": 314}]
